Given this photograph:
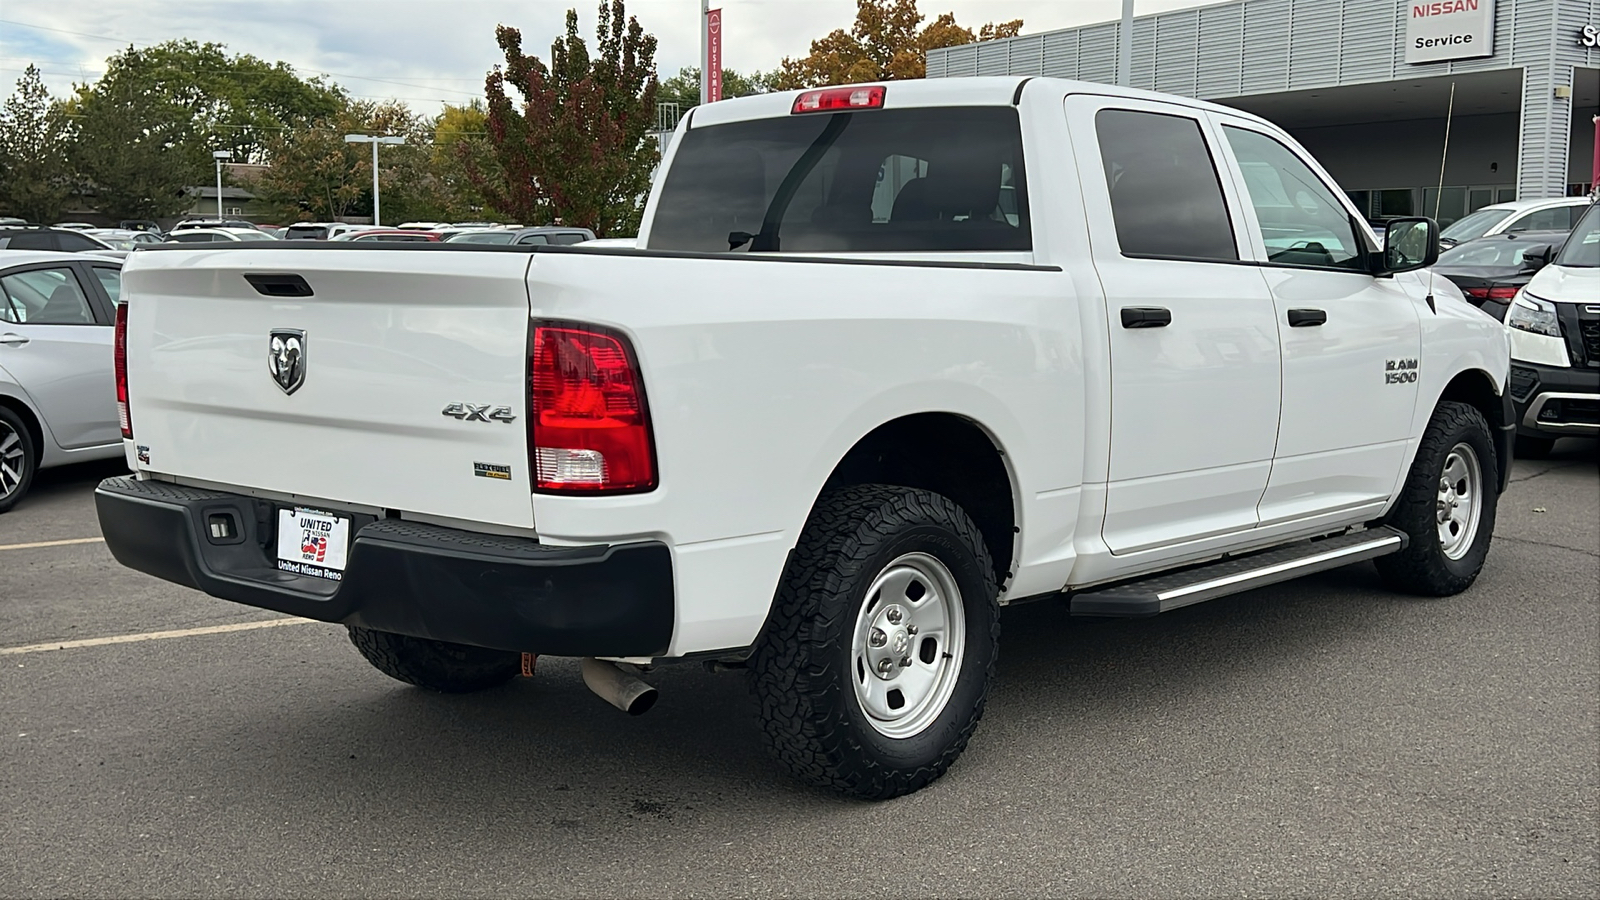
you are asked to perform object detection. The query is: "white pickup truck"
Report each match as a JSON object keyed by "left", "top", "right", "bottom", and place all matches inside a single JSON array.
[{"left": 99, "top": 77, "right": 1514, "bottom": 799}]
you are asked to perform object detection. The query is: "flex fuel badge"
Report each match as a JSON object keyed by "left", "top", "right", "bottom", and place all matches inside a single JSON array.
[{"left": 474, "top": 462, "right": 512, "bottom": 480}]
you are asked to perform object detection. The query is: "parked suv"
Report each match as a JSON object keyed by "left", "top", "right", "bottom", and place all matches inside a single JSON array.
[
  {"left": 0, "top": 252, "right": 124, "bottom": 512},
  {"left": 1504, "top": 200, "right": 1600, "bottom": 456},
  {"left": 0, "top": 225, "right": 117, "bottom": 255}
]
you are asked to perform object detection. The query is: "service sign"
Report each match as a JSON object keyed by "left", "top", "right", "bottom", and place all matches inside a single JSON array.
[{"left": 1406, "top": 0, "right": 1496, "bottom": 64}]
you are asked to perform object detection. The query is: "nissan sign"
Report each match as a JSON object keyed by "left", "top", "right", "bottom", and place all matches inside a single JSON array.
[{"left": 1406, "top": 0, "right": 1496, "bottom": 64}]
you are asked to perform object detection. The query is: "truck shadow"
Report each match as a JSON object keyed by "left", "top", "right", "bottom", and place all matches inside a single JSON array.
[{"left": 181, "top": 560, "right": 1412, "bottom": 823}]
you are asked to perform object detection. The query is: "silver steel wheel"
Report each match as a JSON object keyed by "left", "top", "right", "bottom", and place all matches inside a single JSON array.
[
  {"left": 1436, "top": 442, "right": 1483, "bottom": 560},
  {"left": 850, "top": 552, "right": 967, "bottom": 739},
  {"left": 0, "top": 420, "right": 25, "bottom": 500}
]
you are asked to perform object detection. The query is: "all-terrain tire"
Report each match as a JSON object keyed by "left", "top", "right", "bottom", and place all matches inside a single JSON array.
[
  {"left": 1376, "top": 401, "right": 1499, "bottom": 596},
  {"left": 0, "top": 406, "right": 37, "bottom": 515},
  {"left": 347, "top": 626, "right": 521, "bottom": 693},
  {"left": 749, "top": 484, "right": 1000, "bottom": 800}
]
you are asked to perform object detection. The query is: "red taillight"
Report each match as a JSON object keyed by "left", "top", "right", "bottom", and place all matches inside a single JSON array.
[
  {"left": 1487, "top": 286, "right": 1519, "bottom": 300},
  {"left": 529, "top": 324, "right": 656, "bottom": 493},
  {"left": 114, "top": 303, "right": 130, "bottom": 438},
  {"left": 1463, "top": 287, "right": 1489, "bottom": 298},
  {"left": 792, "top": 85, "right": 886, "bottom": 114}
]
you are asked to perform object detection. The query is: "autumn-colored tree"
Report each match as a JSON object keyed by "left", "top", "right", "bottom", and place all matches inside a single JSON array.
[
  {"left": 776, "top": 0, "right": 1022, "bottom": 88},
  {"left": 470, "top": 1, "right": 659, "bottom": 236},
  {"left": 0, "top": 66, "right": 74, "bottom": 222}
]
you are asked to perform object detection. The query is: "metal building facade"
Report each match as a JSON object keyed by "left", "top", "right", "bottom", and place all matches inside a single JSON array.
[{"left": 927, "top": 0, "right": 1600, "bottom": 206}]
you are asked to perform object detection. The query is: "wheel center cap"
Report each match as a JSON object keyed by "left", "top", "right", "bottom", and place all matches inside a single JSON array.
[{"left": 891, "top": 630, "right": 910, "bottom": 654}]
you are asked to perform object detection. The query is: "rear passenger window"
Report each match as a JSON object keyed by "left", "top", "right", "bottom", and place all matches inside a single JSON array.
[
  {"left": 3, "top": 232, "right": 56, "bottom": 251},
  {"left": 0, "top": 267, "right": 96, "bottom": 324},
  {"left": 55, "top": 232, "right": 103, "bottom": 252},
  {"left": 550, "top": 232, "right": 588, "bottom": 245},
  {"left": 1096, "top": 110, "right": 1237, "bottom": 262},
  {"left": 1507, "top": 207, "right": 1577, "bottom": 233},
  {"left": 516, "top": 234, "right": 549, "bottom": 245}
]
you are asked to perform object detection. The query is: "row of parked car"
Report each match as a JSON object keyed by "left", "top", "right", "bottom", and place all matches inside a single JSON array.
[{"left": 0, "top": 218, "right": 622, "bottom": 255}]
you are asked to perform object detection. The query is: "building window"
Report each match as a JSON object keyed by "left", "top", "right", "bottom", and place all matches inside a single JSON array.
[{"left": 1376, "top": 189, "right": 1415, "bottom": 219}]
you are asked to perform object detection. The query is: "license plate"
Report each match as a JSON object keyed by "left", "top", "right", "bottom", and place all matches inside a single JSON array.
[{"left": 276, "top": 507, "right": 351, "bottom": 582}]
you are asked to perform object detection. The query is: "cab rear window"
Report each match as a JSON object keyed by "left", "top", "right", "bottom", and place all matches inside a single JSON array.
[{"left": 648, "top": 107, "right": 1030, "bottom": 254}]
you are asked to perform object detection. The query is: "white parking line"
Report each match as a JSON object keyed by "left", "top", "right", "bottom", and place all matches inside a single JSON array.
[
  {"left": 0, "top": 537, "right": 105, "bottom": 552},
  {"left": 0, "top": 618, "right": 318, "bottom": 656}
]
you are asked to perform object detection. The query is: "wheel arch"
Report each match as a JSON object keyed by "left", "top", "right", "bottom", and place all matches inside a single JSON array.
[
  {"left": 1435, "top": 368, "right": 1512, "bottom": 489},
  {"left": 817, "top": 412, "right": 1019, "bottom": 590}
]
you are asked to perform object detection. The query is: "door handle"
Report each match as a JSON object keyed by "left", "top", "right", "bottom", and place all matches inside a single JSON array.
[
  {"left": 1287, "top": 308, "right": 1327, "bottom": 327},
  {"left": 1120, "top": 307, "right": 1172, "bottom": 329},
  {"left": 0, "top": 333, "right": 29, "bottom": 347}
]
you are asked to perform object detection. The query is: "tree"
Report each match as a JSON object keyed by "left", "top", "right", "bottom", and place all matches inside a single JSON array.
[
  {"left": 471, "top": 1, "right": 660, "bottom": 236},
  {"left": 776, "top": 0, "right": 1022, "bottom": 88},
  {"left": 657, "top": 66, "right": 779, "bottom": 110},
  {"left": 0, "top": 66, "right": 73, "bottom": 222},
  {"left": 67, "top": 40, "right": 345, "bottom": 219},
  {"left": 255, "top": 99, "right": 444, "bottom": 223},
  {"left": 431, "top": 101, "right": 503, "bottom": 221}
]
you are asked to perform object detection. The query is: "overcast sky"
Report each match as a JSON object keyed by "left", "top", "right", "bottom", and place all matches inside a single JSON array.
[{"left": 0, "top": 0, "right": 1203, "bottom": 112}]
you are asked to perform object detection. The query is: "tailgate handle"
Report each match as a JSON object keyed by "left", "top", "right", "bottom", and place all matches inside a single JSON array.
[{"left": 243, "top": 273, "right": 314, "bottom": 298}]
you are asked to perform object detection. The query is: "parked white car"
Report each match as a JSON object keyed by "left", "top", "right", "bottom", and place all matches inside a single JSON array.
[
  {"left": 103, "top": 77, "right": 1513, "bottom": 799},
  {"left": 1440, "top": 197, "right": 1593, "bottom": 248},
  {"left": 0, "top": 251, "right": 124, "bottom": 512},
  {"left": 162, "top": 228, "right": 279, "bottom": 244}
]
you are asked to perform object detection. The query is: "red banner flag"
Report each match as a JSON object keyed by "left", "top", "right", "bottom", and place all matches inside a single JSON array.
[{"left": 707, "top": 8, "right": 723, "bottom": 103}]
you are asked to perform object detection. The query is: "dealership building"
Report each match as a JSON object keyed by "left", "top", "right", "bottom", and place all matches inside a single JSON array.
[{"left": 927, "top": 0, "right": 1599, "bottom": 224}]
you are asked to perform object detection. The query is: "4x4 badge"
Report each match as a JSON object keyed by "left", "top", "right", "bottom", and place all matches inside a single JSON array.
[
  {"left": 268, "top": 330, "right": 306, "bottom": 395},
  {"left": 442, "top": 402, "right": 516, "bottom": 423}
]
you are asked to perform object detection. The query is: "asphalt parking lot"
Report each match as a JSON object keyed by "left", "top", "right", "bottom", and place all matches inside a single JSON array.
[{"left": 3, "top": 444, "right": 1597, "bottom": 898}]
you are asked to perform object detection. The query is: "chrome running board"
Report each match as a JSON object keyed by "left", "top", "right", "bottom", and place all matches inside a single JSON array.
[{"left": 1069, "top": 527, "right": 1408, "bottom": 617}]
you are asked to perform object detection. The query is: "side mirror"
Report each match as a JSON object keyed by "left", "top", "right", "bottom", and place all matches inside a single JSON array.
[
  {"left": 1521, "top": 244, "right": 1554, "bottom": 270},
  {"left": 1378, "top": 217, "right": 1440, "bottom": 274}
]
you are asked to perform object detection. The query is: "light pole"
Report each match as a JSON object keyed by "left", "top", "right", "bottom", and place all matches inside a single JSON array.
[
  {"left": 1118, "top": 0, "right": 1134, "bottom": 87},
  {"left": 211, "top": 150, "right": 232, "bottom": 221},
  {"left": 343, "top": 134, "right": 406, "bottom": 227}
]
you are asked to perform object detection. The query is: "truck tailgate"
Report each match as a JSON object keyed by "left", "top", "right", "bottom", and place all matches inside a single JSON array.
[{"left": 122, "top": 248, "right": 536, "bottom": 529}]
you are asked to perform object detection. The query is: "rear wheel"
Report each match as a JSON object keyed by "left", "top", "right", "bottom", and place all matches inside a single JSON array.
[
  {"left": 1376, "top": 401, "right": 1498, "bottom": 595},
  {"left": 347, "top": 626, "right": 521, "bottom": 693},
  {"left": 749, "top": 485, "right": 999, "bottom": 800},
  {"left": 0, "top": 407, "right": 37, "bottom": 515}
]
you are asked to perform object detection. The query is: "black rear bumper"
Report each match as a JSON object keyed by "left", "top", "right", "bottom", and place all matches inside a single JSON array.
[{"left": 94, "top": 477, "right": 674, "bottom": 657}]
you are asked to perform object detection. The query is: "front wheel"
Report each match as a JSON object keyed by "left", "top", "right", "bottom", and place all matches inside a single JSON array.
[
  {"left": 1376, "top": 401, "right": 1499, "bottom": 595},
  {"left": 749, "top": 485, "right": 999, "bottom": 800}
]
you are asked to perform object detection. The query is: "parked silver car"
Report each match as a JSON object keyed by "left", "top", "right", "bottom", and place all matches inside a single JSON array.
[{"left": 0, "top": 251, "right": 124, "bottom": 512}]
